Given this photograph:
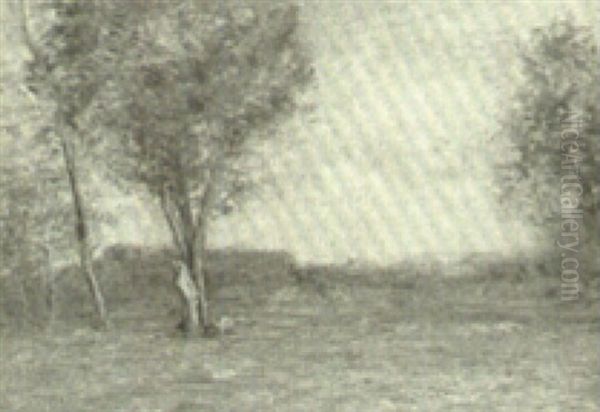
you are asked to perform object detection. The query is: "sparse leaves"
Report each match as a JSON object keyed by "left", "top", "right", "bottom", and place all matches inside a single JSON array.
[{"left": 496, "top": 17, "right": 599, "bottom": 236}]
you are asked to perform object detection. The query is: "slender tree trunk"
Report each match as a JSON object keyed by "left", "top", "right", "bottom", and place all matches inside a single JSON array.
[
  {"left": 179, "top": 198, "right": 210, "bottom": 333},
  {"left": 193, "top": 170, "right": 218, "bottom": 334},
  {"left": 173, "top": 259, "right": 200, "bottom": 336},
  {"left": 18, "top": 276, "right": 30, "bottom": 325},
  {"left": 162, "top": 184, "right": 210, "bottom": 336},
  {"left": 60, "top": 135, "right": 107, "bottom": 327},
  {"left": 193, "top": 218, "right": 210, "bottom": 331},
  {"left": 42, "top": 243, "right": 55, "bottom": 326},
  {"left": 171, "top": 229, "right": 209, "bottom": 336},
  {"left": 46, "top": 267, "right": 55, "bottom": 326}
]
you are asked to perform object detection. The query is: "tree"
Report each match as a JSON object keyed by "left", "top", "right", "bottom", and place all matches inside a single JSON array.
[
  {"left": 18, "top": 0, "right": 125, "bottom": 325},
  {"left": 86, "top": 1, "right": 314, "bottom": 335},
  {"left": 494, "top": 17, "right": 599, "bottom": 269},
  {"left": 0, "top": 119, "right": 72, "bottom": 326}
]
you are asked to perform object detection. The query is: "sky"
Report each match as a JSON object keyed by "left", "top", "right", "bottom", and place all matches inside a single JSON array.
[
  {"left": 206, "top": 1, "right": 598, "bottom": 263},
  {"left": 2, "top": 1, "right": 598, "bottom": 264}
]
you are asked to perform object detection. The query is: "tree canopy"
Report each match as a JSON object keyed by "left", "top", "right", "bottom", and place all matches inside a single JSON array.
[
  {"left": 495, "top": 17, "right": 599, "bottom": 239},
  {"left": 70, "top": 0, "right": 313, "bottom": 333}
]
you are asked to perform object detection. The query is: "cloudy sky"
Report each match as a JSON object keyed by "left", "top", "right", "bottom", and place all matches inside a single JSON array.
[
  {"left": 206, "top": 1, "right": 597, "bottom": 263},
  {"left": 2, "top": 1, "right": 597, "bottom": 264}
]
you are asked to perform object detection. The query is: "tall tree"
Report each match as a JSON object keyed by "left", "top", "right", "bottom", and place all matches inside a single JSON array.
[
  {"left": 494, "top": 17, "right": 599, "bottom": 265},
  {"left": 92, "top": 1, "right": 314, "bottom": 335},
  {"left": 18, "top": 0, "right": 121, "bottom": 325}
]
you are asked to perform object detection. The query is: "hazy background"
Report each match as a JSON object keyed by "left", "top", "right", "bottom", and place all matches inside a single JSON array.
[{"left": 2, "top": 1, "right": 598, "bottom": 264}]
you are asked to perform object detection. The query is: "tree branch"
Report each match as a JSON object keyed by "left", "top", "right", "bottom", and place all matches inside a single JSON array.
[
  {"left": 160, "top": 186, "right": 185, "bottom": 256},
  {"left": 18, "top": 0, "right": 43, "bottom": 63},
  {"left": 193, "top": 152, "right": 223, "bottom": 230}
]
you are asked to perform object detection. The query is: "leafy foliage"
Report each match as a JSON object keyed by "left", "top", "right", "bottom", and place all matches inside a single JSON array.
[
  {"left": 8, "top": 0, "right": 314, "bottom": 330},
  {"left": 93, "top": 1, "right": 314, "bottom": 216},
  {"left": 25, "top": 0, "right": 315, "bottom": 331},
  {"left": 18, "top": 0, "right": 138, "bottom": 324},
  {"left": 495, "top": 17, "right": 599, "bottom": 238},
  {"left": 0, "top": 120, "right": 74, "bottom": 323}
]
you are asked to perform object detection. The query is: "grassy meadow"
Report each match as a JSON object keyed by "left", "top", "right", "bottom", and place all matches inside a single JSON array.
[{"left": 1, "top": 246, "right": 598, "bottom": 411}]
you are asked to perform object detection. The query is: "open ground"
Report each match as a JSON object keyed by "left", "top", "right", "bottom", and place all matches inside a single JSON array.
[{"left": 1, "top": 247, "right": 598, "bottom": 411}]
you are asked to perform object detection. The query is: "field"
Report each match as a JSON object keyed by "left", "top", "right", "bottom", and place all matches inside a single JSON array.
[{"left": 1, "top": 247, "right": 599, "bottom": 411}]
